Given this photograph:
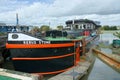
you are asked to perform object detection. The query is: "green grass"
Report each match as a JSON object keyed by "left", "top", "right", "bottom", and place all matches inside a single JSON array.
[
  {"left": 0, "top": 32, "right": 6, "bottom": 36},
  {"left": 98, "top": 42, "right": 120, "bottom": 55},
  {"left": 98, "top": 42, "right": 111, "bottom": 48},
  {"left": 44, "top": 36, "right": 85, "bottom": 41},
  {"left": 45, "top": 37, "right": 70, "bottom": 41},
  {"left": 0, "top": 75, "right": 20, "bottom": 80},
  {"left": 101, "top": 30, "right": 120, "bottom": 33}
]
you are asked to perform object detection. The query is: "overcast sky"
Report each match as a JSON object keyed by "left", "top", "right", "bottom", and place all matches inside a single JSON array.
[{"left": 0, "top": 0, "right": 120, "bottom": 28}]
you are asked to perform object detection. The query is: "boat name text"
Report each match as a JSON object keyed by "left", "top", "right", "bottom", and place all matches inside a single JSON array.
[{"left": 23, "top": 41, "right": 50, "bottom": 44}]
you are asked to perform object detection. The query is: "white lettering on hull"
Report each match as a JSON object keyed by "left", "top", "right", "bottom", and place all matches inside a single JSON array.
[{"left": 23, "top": 41, "right": 51, "bottom": 44}]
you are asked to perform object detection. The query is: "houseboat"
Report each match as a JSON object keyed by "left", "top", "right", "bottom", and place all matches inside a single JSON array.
[{"left": 6, "top": 19, "right": 100, "bottom": 75}]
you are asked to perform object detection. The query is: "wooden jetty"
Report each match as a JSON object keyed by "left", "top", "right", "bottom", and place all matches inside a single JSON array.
[
  {"left": 92, "top": 48, "right": 120, "bottom": 72},
  {"left": 0, "top": 68, "right": 41, "bottom": 80}
]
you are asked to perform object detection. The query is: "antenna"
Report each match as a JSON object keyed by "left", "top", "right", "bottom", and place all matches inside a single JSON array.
[
  {"left": 16, "top": 13, "right": 19, "bottom": 26},
  {"left": 15, "top": 13, "right": 19, "bottom": 32}
]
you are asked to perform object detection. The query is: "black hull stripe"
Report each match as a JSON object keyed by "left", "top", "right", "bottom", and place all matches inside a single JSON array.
[
  {"left": 10, "top": 46, "right": 74, "bottom": 57},
  {"left": 12, "top": 56, "right": 74, "bottom": 73}
]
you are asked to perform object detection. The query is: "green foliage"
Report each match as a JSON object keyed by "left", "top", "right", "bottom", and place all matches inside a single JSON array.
[
  {"left": 110, "top": 26, "right": 117, "bottom": 30},
  {"left": 33, "top": 26, "right": 40, "bottom": 32},
  {"left": 98, "top": 42, "right": 110, "bottom": 48},
  {"left": 100, "top": 27, "right": 104, "bottom": 30},
  {"left": 57, "top": 25, "right": 63, "bottom": 30},
  {"left": 103, "top": 25, "right": 109, "bottom": 30},
  {"left": 40, "top": 25, "right": 50, "bottom": 31},
  {"left": 30, "top": 25, "right": 51, "bottom": 35},
  {"left": 30, "top": 26, "right": 40, "bottom": 35},
  {"left": 102, "top": 25, "right": 117, "bottom": 30},
  {"left": 113, "top": 32, "right": 120, "bottom": 39},
  {"left": 0, "top": 32, "right": 6, "bottom": 36}
]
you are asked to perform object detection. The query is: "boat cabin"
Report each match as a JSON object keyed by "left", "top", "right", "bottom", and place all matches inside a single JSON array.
[
  {"left": 65, "top": 19, "right": 101, "bottom": 36},
  {"left": 65, "top": 19, "right": 100, "bottom": 30}
]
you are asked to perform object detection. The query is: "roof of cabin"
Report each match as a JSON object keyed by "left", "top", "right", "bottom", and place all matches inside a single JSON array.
[{"left": 65, "top": 19, "right": 98, "bottom": 26}]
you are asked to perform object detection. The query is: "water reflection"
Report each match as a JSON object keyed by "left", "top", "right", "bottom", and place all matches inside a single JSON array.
[
  {"left": 101, "top": 48, "right": 112, "bottom": 54},
  {"left": 100, "top": 33, "right": 119, "bottom": 44},
  {"left": 88, "top": 59, "right": 120, "bottom": 80},
  {"left": 88, "top": 33, "right": 120, "bottom": 80}
]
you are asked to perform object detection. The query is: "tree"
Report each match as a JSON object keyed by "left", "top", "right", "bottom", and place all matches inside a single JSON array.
[
  {"left": 40, "top": 25, "right": 50, "bottom": 32},
  {"left": 103, "top": 25, "right": 109, "bottom": 30},
  {"left": 110, "top": 26, "right": 117, "bottom": 30},
  {"left": 100, "top": 27, "right": 104, "bottom": 30},
  {"left": 57, "top": 25, "right": 63, "bottom": 30},
  {"left": 113, "top": 32, "right": 120, "bottom": 38},
  {"left": 30, "top": 26, "right": 40, "bottom": 35},
  {"left": 102, "top": 25, "right": 118, "bottom": 30}
]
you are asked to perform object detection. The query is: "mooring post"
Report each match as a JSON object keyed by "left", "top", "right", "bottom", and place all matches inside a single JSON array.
[{"left": 82, "top": 38, "right": 86, "bottom": 55}]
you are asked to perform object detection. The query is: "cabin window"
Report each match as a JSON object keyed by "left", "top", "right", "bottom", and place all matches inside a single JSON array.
[
  {"left": 83, "top": 25, "right": 86, "bottom": 29},
  {"left": 21, "top": 27, "right": 24, "bottom": 31},
  {"left": 91, "top": 25, "right": 93, "bottom": 29},
  {"left": 27, "top": 27, "right": 29, "bottom": 31},
  {"left": 87, "top": 26, "right": 90, "bottom": 29},
  {"left": 75, "top": 25, "right": 79, "bottom": 29},
  {"left": 80, "top": 26, "right": 82, "bottom": 29}
]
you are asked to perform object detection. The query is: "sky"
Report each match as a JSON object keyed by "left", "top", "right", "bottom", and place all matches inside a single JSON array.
[{"left": 0, "top": 0, "right": 120, "bottom": 28}]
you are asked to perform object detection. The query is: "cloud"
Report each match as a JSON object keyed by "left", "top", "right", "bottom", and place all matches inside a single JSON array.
[
  {"left": 0, "top": 0, "right": 120, "bottom": 27},
  {"left": 64, "top": 0, "right": 120, "bottom": 16},
  {"left": 0, "top": 0, "right": 29, "bottom": 13}
]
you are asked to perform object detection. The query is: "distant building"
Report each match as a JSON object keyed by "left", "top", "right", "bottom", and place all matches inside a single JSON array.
[
  {"left": 0, "top": 23, "right": 6, "bottom": 26},
  {"left": 65, "top": 19, "right": 101, "bottom": 30},
  {"left": 0, "top": 23, "right": 32, "bottom": 32}
]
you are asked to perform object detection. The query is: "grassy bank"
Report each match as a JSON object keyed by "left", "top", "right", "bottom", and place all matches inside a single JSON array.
[
  {"left": 98, "top": 42, "right": 120, "bottom": 61},
  {"left": 0, "top": 32, "right": 7, "bottom": 36},
  {"left": 101, "top": 30, "right": 120, "bottom": 34}
]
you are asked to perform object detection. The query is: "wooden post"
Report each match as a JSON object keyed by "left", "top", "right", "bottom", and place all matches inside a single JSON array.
[
  {"left": 82, "top": 38, "right": 86, "bottom": 55},
  {"left": 75, "top": 45, "right": 80, "bottom": 65}
]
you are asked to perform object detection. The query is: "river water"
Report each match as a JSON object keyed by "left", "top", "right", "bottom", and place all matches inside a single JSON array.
[
  {"left": 100, "top": 32, "right": 119, "bottom": 44},
  {"left": 88, "top": 33, "right": 120, "bottom": 80}
]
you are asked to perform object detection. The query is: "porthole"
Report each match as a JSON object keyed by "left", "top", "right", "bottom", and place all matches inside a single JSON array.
[{"left": 12, "top": 34, "right": 18, "bottom": 39}]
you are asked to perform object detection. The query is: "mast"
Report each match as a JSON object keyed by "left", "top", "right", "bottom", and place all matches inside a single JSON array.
[
  {"left": 16, "top": 13, "right": 19, "bottom": 32},
  {"left": 16, "top": 13, "right": 19, "bottom": 26}
]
